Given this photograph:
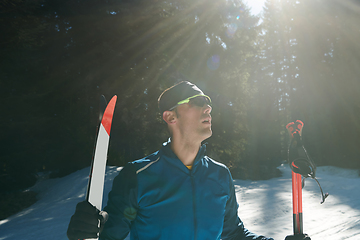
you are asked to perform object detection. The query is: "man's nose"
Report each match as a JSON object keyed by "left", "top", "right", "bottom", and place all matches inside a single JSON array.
[{"left": 204, "top": 104, "right": 212, "bottom": 114}]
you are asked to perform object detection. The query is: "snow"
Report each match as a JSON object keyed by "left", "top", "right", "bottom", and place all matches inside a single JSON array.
[{"left": 0, "top": 164, "right": 359, "bottom": 240}]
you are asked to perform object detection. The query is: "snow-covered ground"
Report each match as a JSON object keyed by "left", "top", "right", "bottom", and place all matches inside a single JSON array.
[{"left": 0, "top": 164, "right": 359, "bottom": 240}]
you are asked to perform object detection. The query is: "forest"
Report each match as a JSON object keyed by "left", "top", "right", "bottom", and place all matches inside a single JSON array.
[{"left": 1, "top": 0, "right": 360, "bottom": 195}]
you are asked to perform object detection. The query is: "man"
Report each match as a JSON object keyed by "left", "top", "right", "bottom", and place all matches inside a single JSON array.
[{"left": 67, "top": 81, "right": 274, "bottom": 240}]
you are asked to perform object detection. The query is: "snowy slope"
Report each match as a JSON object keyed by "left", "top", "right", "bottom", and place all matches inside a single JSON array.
[{"left": 0, "top": 164, "right": 359, "bottom": 240}]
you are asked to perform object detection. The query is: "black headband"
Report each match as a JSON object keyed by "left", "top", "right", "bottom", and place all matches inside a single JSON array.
[{"left": 158, "top": 81, "right": 206, "bottom": 113}]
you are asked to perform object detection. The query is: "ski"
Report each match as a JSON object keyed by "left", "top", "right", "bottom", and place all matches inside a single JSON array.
[
  {"left": 85, "top": 95, "right": 107, "bottom": 205},
  {"left": 86, "top": 95, "right": 117, "bottom": 211}
]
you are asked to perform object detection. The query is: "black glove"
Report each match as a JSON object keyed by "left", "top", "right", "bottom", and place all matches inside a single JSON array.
[
  {"left": 285, "top": 234, "right": 311, "bottom": 240},
  {"left": 67, "top": 201, "right": 108, "bottom": 240}
]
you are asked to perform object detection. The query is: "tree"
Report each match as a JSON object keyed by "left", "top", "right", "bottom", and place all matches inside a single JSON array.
[{"left": 1, "top": 0, "right": 276, "bottom": 193}]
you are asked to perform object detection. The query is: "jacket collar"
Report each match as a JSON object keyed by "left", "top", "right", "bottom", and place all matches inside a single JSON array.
[{"left": 160, "top": 138, "right": 207, "bottom": 173}]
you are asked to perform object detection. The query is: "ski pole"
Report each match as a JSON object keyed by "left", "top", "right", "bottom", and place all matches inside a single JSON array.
[
  {"left": 291, "top": 170, "right": 303, "bottom": 235},
  {"left": 285, "top": 120, "right": 310, "bottom": 240}
]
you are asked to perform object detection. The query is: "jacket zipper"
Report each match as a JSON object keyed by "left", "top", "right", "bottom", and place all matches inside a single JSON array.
[{"left": 190, "top": 172, "right": 197, "bottom": 240}]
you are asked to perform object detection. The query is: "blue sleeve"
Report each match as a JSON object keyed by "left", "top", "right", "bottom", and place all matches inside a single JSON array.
[
  {"left": 221, "top": 172, "right": 274, "bottom": 240},
  {"left": 99, "top": 163, "right": 138, "bottom": 240}
]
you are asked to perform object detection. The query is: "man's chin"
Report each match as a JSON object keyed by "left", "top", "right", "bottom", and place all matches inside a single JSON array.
[{"left": 201, "top": 129, "right": 212, "bottom": 141}]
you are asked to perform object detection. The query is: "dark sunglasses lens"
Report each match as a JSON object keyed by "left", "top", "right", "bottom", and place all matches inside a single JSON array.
[{"left": 190, "top": 97, "right": 211, "bottom": 107}]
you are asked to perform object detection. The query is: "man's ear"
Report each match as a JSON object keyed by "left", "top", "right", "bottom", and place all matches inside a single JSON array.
[{"left": 162, "top": 111, "right": 177, "bottom": 124}]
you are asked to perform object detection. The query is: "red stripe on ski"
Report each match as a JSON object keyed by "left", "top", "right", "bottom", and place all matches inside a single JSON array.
[{"left": 101, "top": 95, "right": 117, "bottom": 136}]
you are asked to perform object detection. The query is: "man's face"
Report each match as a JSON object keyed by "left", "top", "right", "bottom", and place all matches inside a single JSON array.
[{"left": 174, "top": 98, "right": 212, "bottom": 143}]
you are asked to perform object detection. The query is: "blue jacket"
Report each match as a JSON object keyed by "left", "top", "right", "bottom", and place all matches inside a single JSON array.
[{"left": 100, "top": 141, "right": 273, "bottom": 240}]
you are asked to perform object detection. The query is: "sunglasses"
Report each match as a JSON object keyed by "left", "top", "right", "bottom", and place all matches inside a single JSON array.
[{"left": 169, "top": 94, "right": 212, "bottom": 111}]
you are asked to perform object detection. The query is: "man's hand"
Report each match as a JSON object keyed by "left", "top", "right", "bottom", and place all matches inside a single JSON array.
[
  {"left": 285, "top": 234, "right": 311, "bottom": 240},
  {"left": 67, "top": 201, "right": 108, "bottom": 240}
]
